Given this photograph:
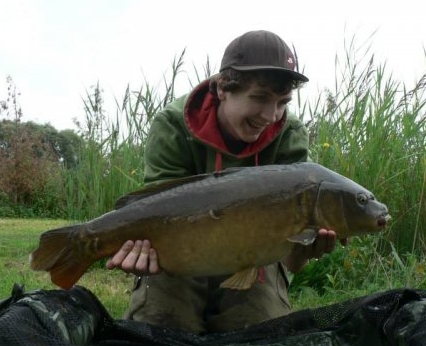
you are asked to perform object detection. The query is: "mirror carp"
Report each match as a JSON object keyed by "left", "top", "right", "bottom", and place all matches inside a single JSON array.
[{"left": 30, "top": 162, "right": 390, "bottom": 290}]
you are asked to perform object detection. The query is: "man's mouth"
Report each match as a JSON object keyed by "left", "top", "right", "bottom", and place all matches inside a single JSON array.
[{"left": 247, "top": 119, "right": 269, "bottom": 130}]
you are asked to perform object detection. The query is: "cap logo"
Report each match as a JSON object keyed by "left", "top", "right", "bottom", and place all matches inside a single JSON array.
[{"left": 287, "top": 57, "right": 293, "bottom": 64}]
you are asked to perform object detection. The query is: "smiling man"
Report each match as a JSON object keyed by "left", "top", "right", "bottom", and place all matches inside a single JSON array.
[{"left": 106, "top": 30, "right": 344, "bottom": 334}]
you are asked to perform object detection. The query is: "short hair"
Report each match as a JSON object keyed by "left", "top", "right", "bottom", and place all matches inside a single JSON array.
[{"left": 209, "top": 68, "right": 305, "bottom": 97}]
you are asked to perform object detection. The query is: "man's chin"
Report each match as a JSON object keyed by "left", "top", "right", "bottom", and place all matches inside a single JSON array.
[{"left": 241, "top": 133, "right": 261, "bottom": 143}]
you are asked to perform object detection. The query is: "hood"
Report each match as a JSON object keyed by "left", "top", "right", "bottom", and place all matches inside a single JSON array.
[{"left": 184, "top": 79, "right": 287, "bottom": 158}]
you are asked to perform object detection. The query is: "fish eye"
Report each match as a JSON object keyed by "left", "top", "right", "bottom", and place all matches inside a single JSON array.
[{"left": 357, "top": 193, "right": 369, "bottom": 205}]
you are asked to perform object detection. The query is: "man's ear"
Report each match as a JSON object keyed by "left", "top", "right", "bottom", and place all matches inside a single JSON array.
[{"left": 216, "top": 80, "right": 226, "bottom": 101}]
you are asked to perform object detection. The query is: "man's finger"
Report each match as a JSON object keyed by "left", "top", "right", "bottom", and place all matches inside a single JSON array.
[
  {"left": 133, "top": 240, "right": 152, "bottom": 272},
  {"left": 106, "top": 240, "right": 135, "bottom": 269},
  {"left": 324, "top": 231, "right": 337, "bottom": 253},
  {"left": 148, "top": 248, "right": 160, "bottom": 273},
  {"left": 121, "top": 240, "right": 144, "bottom": 271}
]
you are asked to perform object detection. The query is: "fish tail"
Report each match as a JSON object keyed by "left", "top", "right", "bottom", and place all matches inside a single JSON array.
[{"left": 29, "top": 225, "right": 93, "bottom": 290}]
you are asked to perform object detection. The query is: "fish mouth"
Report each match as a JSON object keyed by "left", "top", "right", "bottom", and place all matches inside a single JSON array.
[{"left": 377, "top": 214, "right": 392, "bottom": 227}]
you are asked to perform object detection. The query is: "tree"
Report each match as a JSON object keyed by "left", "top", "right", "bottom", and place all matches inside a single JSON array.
[{"left": 0, "top": 76, "right": 83, "bottom": 216}]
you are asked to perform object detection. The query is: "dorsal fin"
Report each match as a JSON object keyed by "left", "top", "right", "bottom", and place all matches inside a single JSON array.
[
  {"left": 114, "top": 174, "right": 210, "bottom": 209},
  {"left": 114, "top": 167, "right": 247, "bottom": 209}
]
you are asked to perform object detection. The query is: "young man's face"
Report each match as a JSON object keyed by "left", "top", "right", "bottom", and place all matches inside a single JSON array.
[{"left": 217, "top": 81, "right": 292, "bottom": 143}]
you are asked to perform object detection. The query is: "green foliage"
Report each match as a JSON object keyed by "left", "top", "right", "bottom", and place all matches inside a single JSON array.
[
  {"left": 289, "top": 35, "right": 426, "bottom": 301},
  {"left": 0, "top": 120, "right": 62, "bottom": 218},
  {"left": 62, "top": 51, "right": 186, "bottom": 220},
  {"left": 289, "top": 234, "right": 426, "bottom": 310},
  {"left": 0, "top": 52, "right": 188, "bottom": 220},
  {"left": 302, "top": 35, "right": 426, "bottom": 254},
  {"left": 0, "top": 76, "right": 87, "bottom": 218}
]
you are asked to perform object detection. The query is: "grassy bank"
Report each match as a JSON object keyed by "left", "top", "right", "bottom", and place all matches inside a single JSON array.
[{"left": 0, "top": 218, "right": 133, "bottom": 318}]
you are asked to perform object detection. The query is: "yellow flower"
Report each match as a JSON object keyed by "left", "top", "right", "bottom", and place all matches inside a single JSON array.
[
  {"left": 322, "top": 142, "right": 330, "bottom": 149},
  {"left": 415, "top": 263, "right": 426, "bottom": 275},
  {"left": 343, "top": 259, "right": 353, "bottom": 271}
]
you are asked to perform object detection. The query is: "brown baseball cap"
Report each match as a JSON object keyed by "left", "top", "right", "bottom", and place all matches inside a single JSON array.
[{"left": 219, "top": 30, "right": 309, "bottom": 82}]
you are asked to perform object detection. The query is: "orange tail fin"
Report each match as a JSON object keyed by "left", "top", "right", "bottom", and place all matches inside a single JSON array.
[{"left": 29, "top": 225, "right": 93, "bottom": 289}]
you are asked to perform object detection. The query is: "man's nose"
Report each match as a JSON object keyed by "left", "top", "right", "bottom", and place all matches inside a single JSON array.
[{"left": 261, "top": 104, "right": 280, "bottom": 123}]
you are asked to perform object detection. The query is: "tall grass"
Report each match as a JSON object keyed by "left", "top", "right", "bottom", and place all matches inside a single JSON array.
[
  {"left": 57, "top": 35, "right": 425, "bottom": 294},
  {"left": 62, "top": 52, "right": 187, "bottom": 220},
  {"left": 289, "top": 35, "right": 426, "bottom": 296},
  {"left": 299, "top": 35, "right": 426, "bottom": 253}
]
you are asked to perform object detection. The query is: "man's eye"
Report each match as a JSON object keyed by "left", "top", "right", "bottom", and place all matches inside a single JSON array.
[
  {"left": 252, "top": 95, "right": 267, "bottom": 102},
  {"left": 278, "top": 99, "right": 291, "bottom": 107}
]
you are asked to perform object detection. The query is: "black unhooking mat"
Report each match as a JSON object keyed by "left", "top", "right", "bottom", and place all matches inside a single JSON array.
[{"left": 1, "top": 284, "right": 426, "bottom": 346}]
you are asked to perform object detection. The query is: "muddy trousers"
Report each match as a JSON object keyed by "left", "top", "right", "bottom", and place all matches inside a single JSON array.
[{"left": 124, "top": 263, "right": 292, "bottom": 333}]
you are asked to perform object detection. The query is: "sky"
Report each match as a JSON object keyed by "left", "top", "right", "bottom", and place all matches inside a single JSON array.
[{"left": 0, "top": 0, "right": 425, "bottom": 131}]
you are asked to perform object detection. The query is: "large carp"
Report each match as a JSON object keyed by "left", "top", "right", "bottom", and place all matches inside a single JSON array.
[{"left": 30, "top": 162, "right": 390, "bottom": 290}]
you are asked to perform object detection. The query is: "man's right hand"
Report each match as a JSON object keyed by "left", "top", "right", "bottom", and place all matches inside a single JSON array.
[{"left": 106, "top": 239, "right": 161, "bottom": 276}]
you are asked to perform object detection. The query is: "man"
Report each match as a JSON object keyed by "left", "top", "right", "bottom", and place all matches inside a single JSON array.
[{"left": 106, "top": 30, "right": 344, "bottom": 334}]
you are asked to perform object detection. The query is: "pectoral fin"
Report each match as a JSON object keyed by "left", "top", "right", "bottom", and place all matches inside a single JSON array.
[
  {"left": 219, "top": 268, "right": 258, "bottom": 290},
  {"left": 287, "top": 228, "right": 318, "bottom": 246}
]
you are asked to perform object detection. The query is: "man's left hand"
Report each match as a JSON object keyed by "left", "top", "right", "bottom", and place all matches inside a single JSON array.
[{"left": 284, "top": 229, "right": 347, "bottom": 273}]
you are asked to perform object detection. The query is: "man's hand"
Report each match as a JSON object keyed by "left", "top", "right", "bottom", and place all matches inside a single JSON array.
[
  {"left": 284, "top": 229, "right": 348, "bottom": 273},
  {"left": 106, "top": 239, "right": 161, "bottom": 276}
]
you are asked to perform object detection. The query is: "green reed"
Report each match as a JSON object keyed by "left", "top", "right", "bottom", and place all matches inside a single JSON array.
[
  {"left": 302, "top": 35, "right": 426, "bottom": 254},
  {"left": 61, "top": 35, "right": 425, "bottom": 278},
  {"left": 290, "top": 35, "right": 426, "bottom": 298},
  {"left": 61, "top": 52, "right": 186, "bottom": 220}
]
